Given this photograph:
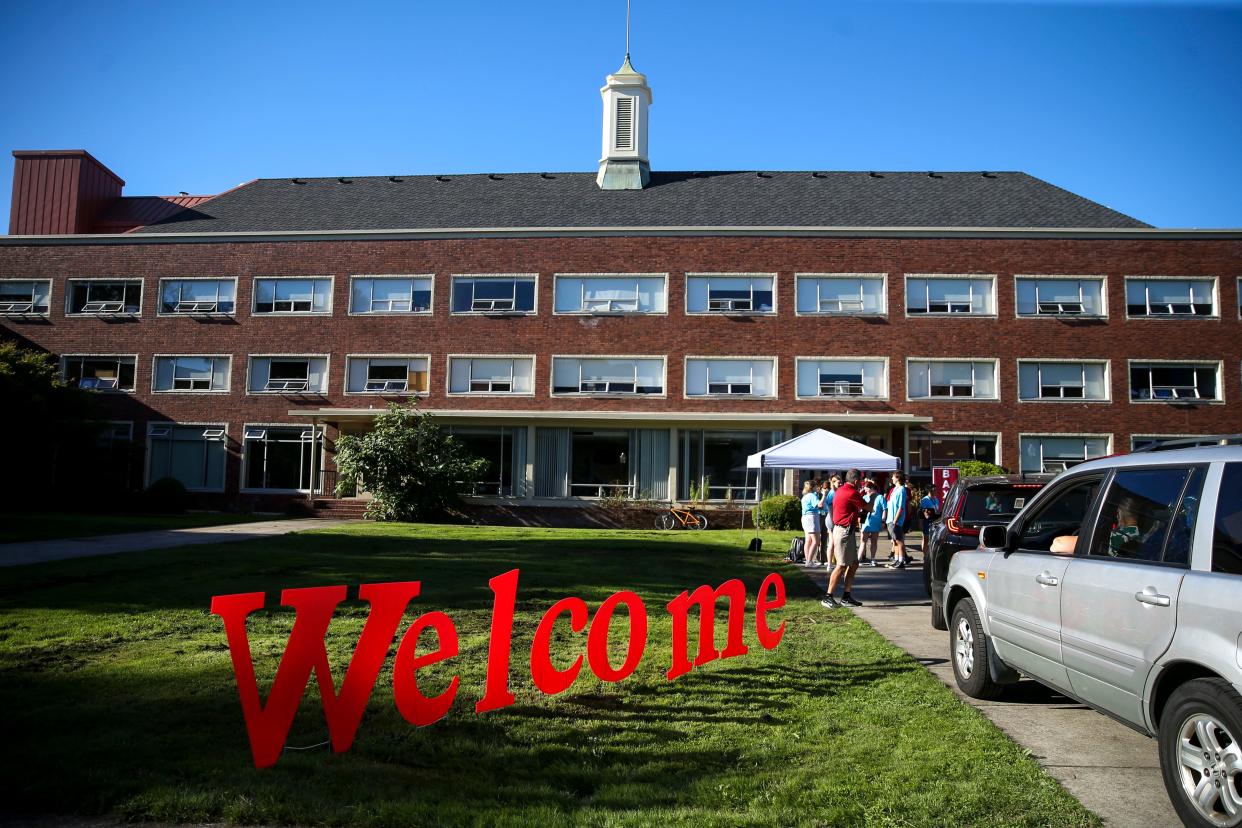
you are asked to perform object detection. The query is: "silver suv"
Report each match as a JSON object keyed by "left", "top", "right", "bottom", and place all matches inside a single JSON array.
[{"left": 944, "top": 442, "right": 1242, "bottom": 828}]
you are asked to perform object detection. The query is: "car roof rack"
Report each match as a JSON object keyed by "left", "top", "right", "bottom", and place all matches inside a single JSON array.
[{"left": 1130, "top": 434, "right": 1242, "bottom": 453}]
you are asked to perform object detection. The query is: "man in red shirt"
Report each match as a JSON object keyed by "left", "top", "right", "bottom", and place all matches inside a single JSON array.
[{"left": 822, "top": 468, "right": 869, "bottom": 608}]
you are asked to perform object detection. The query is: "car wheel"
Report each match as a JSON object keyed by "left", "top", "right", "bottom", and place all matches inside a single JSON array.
[
  {"left": 1158, "top": 677, "right": 1242, "bottom": 828},
  {"left": 931, "top": 599, "right": 947, "bottom": 631},
  {"left": 950, "top": 597, "right": 1005, "bottom": 700}
]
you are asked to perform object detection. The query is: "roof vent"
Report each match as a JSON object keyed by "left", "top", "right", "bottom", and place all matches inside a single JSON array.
[
  {"left": 927, "top": 172, "right": 943, "bottom": 179},
  {"left": 756, "top": 172, "right": 773, "bottom": 179},
  {"left": 436, "top": 175, "right": 452, "bottom": 182},
  {"left": 291, "top": 178, "right": 305, "bottom": 185},
  {"left": 389, "top": 176, "right": 403, "bottom": 183},
  {"left": 178, "top": 190, "right": 188, "bottom": 196},
  {"left": 489, "top": 174, "right": 504, "bottom": 181},
  {"left": 868, "top": 172, "right": 884, "bottom": 178},
  {"left": 981, "top": 171, "right": 997, "bottom": 179},
  {"left": 540, "top": 173, "right": 556, "bottom": 179},
  {"left": 338, "top": 177, "right": 352, "bottom": 184}
]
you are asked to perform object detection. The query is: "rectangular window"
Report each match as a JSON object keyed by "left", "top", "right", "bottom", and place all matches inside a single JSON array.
[
  {"left": 1125, "top": 278, "right": 1215, "bottom": 317},
  {"left": 350, "top": 276, "right": 432, "bottom": 314},
  {"left": 685, "top": 358, "right": 774, "bottom": 397},
  {"left": 554, "top": 275, "right": 666, "bottom": 314},
  {"left": 1018, "top": 361, "right": 1108, "bottom": 401},
  {"left": 571, "top": 430, "right": 632, "bottom": 497},
  {"left": 795, "top": 275, "right": 886, "bottom": 315},
  {"left": 1015, "top": 277, "right": 1105, "bottom": 316},
  {"left": 153, "top": 356, "right": 230, "bottom": 392},
  {"left": 248, "top": 356, "right": 328, "bottom": 394},
  {"left": 63, "top": 355, "right": 136, "bottom": 391},
  {"left": 67, "top": 280, "right": 142, "bottom": 315},
  {"left": 1019, "top": 435, "right": 1110, "bottom": 473},
  {"left": 1129, "top": 362, "right": 1220, "bottom": 402},
  {"left": 552, "top": 357, "right": 664, "bottom": 395},
  {"left": 243, "top": 426, "right": 322, "bottom": 491},
  {"left": 796, "top": 358, "right": 886, "bottom": 398},
  {"left": 0, "top": 280, "right": 52, "bottom": 315},
  {"left": 450, "top": 275, "right": 535, "bottom": 313},
  {"left": 445, "top": 426, "right": 526, "bottom": 496},
  {"left": 679, "top": 430, "right": 784, "bottom": 501},
  {"left": 686, "top": 275, "right": 775, "bottom": 314},
  {"left": 907, "top": 360, "right": 997, "bottom": 400},
  {"left": 1130, "top": 435, "right": 1219, "bottom": 451},
  {"left": 147, "top": 424, "right": 227, "bottom": 491},
  {"left": 159, "top": 279, "right": 236, "bottom": 314},
  {"left": 254, "top": 278, "right": 332, "bottom": 314},
  {"left": 345, "top": 356, "right": 430, "bottom": 394},
  {"left": 906, "top": 276, "right": 994, "bottom": 315},
  {"left": 909, "top": 433, "right": 998, "bottom": 473},
  {"left": 448, "top": 356, "right": 535, "bottom": 394}
]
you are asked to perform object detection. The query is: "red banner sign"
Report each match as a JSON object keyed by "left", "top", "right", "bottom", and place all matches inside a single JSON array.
[{"left": 932, "top": 466, "right": 959, "bottom": 504}]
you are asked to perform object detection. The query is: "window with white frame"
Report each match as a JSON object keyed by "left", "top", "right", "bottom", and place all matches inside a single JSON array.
[
  {"left": 1125, "top": 278, "right": 1215, "bottom": 317},
  {"left": 159, "top": 279, "right": 236, "bottom": 314},
  {"left": 554, "top": 275, "right": 665, "bottom": 314},
  {"left": 686, "top": 358, "right": 775, "bottom": 397},
  {"left": 908, "top": 360, "right": 997, "bottom": 400},
  {"left": 1020, "top": 435, "right": 1109, "bottom": 473},
  {"left": 1129, "top": 362, "right": 1220, "bottom": 402},
  {"left": 686, "top": 275, "right": 774, "bottom": 313},
  {"left": 552, "top": 357, "right": 664, "bottom": 395},
  {"left": 450, "top": 276, "right": 535, "bottom": 313},
  {"left": 350, "top": 276, "right": 432, "bottom": 314},
  {"left": 906, "top": 276, "right": 994, "bottom": 315},
  {"left": 243, "top": 426, "right": 322, "bottom": 491},
  {"left": 147, "top": 424, "right": 227, "bottom": 491},
  {"left": 63, "top": 355, "right": 136, "bottom": 391},
  {"left": 0, "top": 280, "right": 51, "bottom": 314},
  {"left": 67, "top": 280, "right": 142, "bottom": 314},
  {"left": 248, "top": 356, "right": 328, "bottom": 393},
  {"left": 449, "top": 357, "right": 534, "bottom": 394},
  {"left": 796, "top": 358, "right": 886, "bottom": 398},
  {"left": 153, "top": 356, "right": 230, "bottom": 392},
  {"left": 254, "top": 278, "right": 332, "bottom": 314},
  {"left": 1015, "top": 277, "right": 1105, "bottom": 316},
  {"left": 795, "top": 275, "right": 885, "bottom": 315},
  {"left": 1130, "top": 435, "right": 1220, "bottom": 451},
  {"left": 345, "top": 356, "right": 429, "bottom": 393},
  {"left": 1018, "top": 361, "right": 1108, "bottom": 401}
]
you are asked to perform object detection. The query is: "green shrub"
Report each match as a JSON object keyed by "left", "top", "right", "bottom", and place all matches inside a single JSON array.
[
  {"left": 752, "top": 494, "right": 801, "bottom": 530},
  {"left": 953, "top": 460, "right": 1006, "bottom": 478},
  {"left": 144, "top": 477, "right": 188, "bottom": 513}
]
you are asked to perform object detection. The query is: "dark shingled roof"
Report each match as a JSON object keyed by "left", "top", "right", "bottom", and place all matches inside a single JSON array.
[{"left": 132, "top": 170, "right": 1149, "bottom": 233}]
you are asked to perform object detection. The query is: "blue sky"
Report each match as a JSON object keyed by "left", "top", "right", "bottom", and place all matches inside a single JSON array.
[{"left": 2, "top": 0, "right": 1240, "bottom": 229}]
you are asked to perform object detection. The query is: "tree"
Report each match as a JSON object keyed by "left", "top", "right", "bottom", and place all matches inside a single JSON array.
[
  {"left": 333, "top": 401, "right": 487, "bottom": 521},
  {"left": 952, "top": 459, "right": 1006, "bottom": 478}
]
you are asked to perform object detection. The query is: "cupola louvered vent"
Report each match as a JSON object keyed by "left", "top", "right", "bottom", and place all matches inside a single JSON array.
[{"left": 614, "top": 97, "right": 634, "bottom": 150}]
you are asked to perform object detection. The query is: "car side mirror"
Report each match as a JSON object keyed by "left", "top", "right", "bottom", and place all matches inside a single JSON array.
[{"left": 980, "top": 524, "right": 1009, "bottom": 552}]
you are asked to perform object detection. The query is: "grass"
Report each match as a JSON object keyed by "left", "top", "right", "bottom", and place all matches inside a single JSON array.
[
  {"left": 0, "top": 523, "right": 1099, "bottom": 827},
  {"left": 0, "top": 512, "right": 274, "bottom": 545}
]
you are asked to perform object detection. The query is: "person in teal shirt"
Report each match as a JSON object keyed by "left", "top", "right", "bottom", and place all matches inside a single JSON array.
[
  {"left": 861, "top": 482, "right": 887, "bottom": 567},
  {"left": 800, "top": 480, "right": 822, "bottom": 564},
  {"left": 886, "top": 472, "right": 910, "bottom": 568}
]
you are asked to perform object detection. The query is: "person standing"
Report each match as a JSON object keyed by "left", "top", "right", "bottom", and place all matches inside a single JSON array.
[
  {"left": 819, "top": 475, "right": 840, "bottom": 569},
  {"left": 886, "top": 471, "right": 910, "bottom": 569},
  {"left": 800, "top": 479, "right": 822, "bottom": 566},
  {"left": 861, "top": 481, "right": 886, "bottom": 567},
  {"left": 822, "top": 468, "right": 869, "bottom": 608},
  {"left": 918, "top": 486, "right": 941, "bottom": 555}
]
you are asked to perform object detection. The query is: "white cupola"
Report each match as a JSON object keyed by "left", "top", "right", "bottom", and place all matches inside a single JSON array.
[{"left": 596, "top": 55, "right": 652, "bottom": 190}]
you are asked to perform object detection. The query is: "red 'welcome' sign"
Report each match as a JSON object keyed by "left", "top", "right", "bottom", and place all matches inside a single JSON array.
[{"left": 211, "top": 569, "right": 787, "bottom": 767}]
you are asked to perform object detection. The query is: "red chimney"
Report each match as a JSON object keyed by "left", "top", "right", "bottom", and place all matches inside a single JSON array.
[{"left": 9, "top": 150, "right": 124, "bottom": 235}]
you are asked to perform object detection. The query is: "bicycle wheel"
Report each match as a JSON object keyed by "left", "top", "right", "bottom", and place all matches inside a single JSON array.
[
  {"left": 693, "top": 513, "right": 709, "bottom": 530},
  {"left": 656, "top": 513, "right": 676, "bottom": 530}
]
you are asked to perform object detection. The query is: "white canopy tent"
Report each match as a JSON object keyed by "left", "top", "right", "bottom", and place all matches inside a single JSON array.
[{"left": 746, "top": 428, "right": 899, "bottom": 473}]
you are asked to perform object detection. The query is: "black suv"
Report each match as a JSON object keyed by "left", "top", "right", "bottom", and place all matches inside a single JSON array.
[{"left": 925, "top": 474, "right": 1052, "bottom": 629}]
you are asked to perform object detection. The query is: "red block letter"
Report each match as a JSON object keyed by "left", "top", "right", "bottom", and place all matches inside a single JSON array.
[
  {"left": 393, "top": 610, "right": 460, "bottom": 727},
  {"left": 665, "top": 579, "right": 749, "bottom": 681},
  {"left": 476, "top": 569, "right": 519, "bottom": 714},
  {"left": 530, "top": 597, "right": 588, "bottom": 695},
  {"left": 755, "top": 572, "right": 786, "bottom": 650},
  {"left": 210, "top": 581, "right": 422, "bottom": 768},
  {"left": 587, "top": 591, "right": 647, "bottom": 682}
]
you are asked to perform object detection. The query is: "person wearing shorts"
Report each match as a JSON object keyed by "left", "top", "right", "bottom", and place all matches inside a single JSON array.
[
  {"left": 861, "top": 482, "right": 885, "bottom": 567},
  {"left": 822, "top": 469, "right": 868, "bottom": 608},
  {"left": 886, "top": 471, "right": 909, "bottom": 569},
  {"left": 800, "top": 480, "right": 822, "bottom": 565}
]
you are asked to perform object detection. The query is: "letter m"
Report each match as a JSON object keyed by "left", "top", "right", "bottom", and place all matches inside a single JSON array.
[
  {"left": 210, "top": 582, "right": 420, "bottom": 768},
  {"left": 665, "top": 579, "right": 749, "bottom": 681}
]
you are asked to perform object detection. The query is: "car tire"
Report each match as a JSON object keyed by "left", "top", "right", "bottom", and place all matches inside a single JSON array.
[
  {"left": 1157, "top": 677, "right": 1242, "bottom": 828},
  {"left": 931, "top": 599, "right": 947, "bottom": 631},
  {"left": 950, "top": 597, "right": 1005, "bottom": 700}
]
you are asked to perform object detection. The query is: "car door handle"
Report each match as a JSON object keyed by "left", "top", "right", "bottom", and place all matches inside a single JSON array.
[
  {"left": 1036, "top": 573, "right": 1060, "bottom": 587},
  {"left": 1135, "top": 588, "right": 1171, "bottom": 607}
]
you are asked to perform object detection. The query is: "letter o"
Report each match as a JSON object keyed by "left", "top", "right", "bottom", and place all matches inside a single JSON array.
[{"left": 586, "top": 590, "right": 648, "bottom": 682}]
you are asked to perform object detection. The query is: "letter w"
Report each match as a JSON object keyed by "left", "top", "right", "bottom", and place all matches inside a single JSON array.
[{"left": 211, "top": 582, "right": 421, "bottom": 768}]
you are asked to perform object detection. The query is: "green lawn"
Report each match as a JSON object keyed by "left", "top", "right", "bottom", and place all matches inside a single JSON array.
[
  {"left": 0, "top": 512, "right": 274, "bottom": 544},
  {"left": 0, "top": 523, "right": 1098, "bottom": 827}
]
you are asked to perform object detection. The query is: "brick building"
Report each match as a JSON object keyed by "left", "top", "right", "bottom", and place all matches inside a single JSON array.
[{"left": 2, "top": 59, "right": 1240, "bottom": 512}]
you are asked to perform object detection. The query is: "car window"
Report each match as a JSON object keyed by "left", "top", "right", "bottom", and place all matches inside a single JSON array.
[
  {"left": 962, "top": 485, "right": 1041, "bottom": 523},
  {"left": 1212, "top": 462, "right": 1242, "bottom": 575},
  {"left": 1016, "top": 475, "right": 1103, "bottom": 553},
  {"left": 1086, "top": 467, "right": 1202, "bottom": 566}
]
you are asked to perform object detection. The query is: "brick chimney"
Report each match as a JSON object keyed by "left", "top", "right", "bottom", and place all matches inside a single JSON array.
[{"left": 9, "top": 150, "right": 124, "bottom": 235}]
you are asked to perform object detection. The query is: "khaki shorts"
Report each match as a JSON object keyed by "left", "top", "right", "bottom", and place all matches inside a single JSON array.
[{"left": 831, "top": 525, "right": 859, "bottom": 567}]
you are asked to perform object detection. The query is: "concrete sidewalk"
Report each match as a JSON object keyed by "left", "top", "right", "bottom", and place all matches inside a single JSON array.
[
  {"left": 0, "top": 518, "right": 354, "bottom": 567},
  {"left": 802, "top": 554, "right": 1179, "bottom": 827}
]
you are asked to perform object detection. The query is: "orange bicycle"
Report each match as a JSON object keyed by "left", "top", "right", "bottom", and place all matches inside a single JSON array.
[{"left": 656, "top": 506, "right": 709, "bottom": 530}]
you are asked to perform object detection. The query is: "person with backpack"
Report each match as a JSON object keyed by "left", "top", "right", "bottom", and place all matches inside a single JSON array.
[{"left": 886, "top": 471, "right": 910, "bottom": 569}]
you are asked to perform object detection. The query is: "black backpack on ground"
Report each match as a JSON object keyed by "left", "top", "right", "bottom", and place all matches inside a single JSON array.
[{"left": 786, "top": 536, "right": 805, "bottom": 563}]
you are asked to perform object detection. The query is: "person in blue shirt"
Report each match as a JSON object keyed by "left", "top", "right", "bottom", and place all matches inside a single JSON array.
[
  {"left": 861, "top": 480, "right": 887, "bottom": 567},
  {"left": 800, "top": 479, "right": 823, "bottom": 565},
  {"left": 919, "top": 488, "right": 941, "bottom": 547},
  {"left": 886, "top": 472, "right": 910, "bottom": 569},
  {"left": 818, "top": 475, "right": 840, "bottom": 568}
]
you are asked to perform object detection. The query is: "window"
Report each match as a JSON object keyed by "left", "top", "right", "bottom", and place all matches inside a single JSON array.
[
  {"left": 350, "top": 276, "right": 432, "bottom": 314},
  {"left": 1212, "top": 463, "right": 1242, "bottom": 575},
  {"left": 243, "top": 426, "right": 322, "bottom": 491},
  {"left": 1015, "top": 277, "right": 1105, "bottom": 317},
  {"left": 153, "top": 356, "right": 230, "bottom": 392},
  {"left": 571, "top": 430, "right": 631, "bottom": 497},
  {"left": 906, "top": 276, "right": 994, "bottom": 315},
  {"left": 248, "top": 356, "right": 328, "bottom": 394},
  {"left": 345, "top": 356, "right": 429, "bottom": 394},
  {"left": 686, "top": 275, "right": 774, "bottom": 314},
  {"left": 1018, "top": 361, "right": 1108, "bottom": 401},
  {"left": 1130, "top": 435, "right": 1219, "bottom": 451},
  {"left": 680, "top": 430, "right": 784, "bottom": 501},
  {"left": 795, "top": 274, "right": 885, "bottom": 315},
  {"left": 554, "top": 275, "right": 666, "bottom": 314},
  {"left": 796, "top": 358, "right": 886, "bottom": 399},
  {"left": 0, "top": 280, "right": 51, "bottom": 315},
  {"left": 159, "top": 279, "right": 236, "bottom": 314},
  {"left": 63, "top": 355, "right": 136, "bottom": 391},
  {"left": 1019, "top": 435, "right": 1110, "bottom": 473},
  {"left": 254, "top": 278, "right": 332, "bottom": 314},
  {"left": 450, "top": 275, "right": 535, "bottom": 313},
  {"left": 552, "top": 357, "right": 664, "bottom": 395},
  {"left": 448, "top": 356, "right": 535, "bottom": 394},
  {"left": 147, "top": 424, "right": 227, "bottom": 491},
  {"left": 909, "top": 433, "right": 998, "bottom": 472},
  {"left": 67, "top": 280, "right": 142, "bottom": 315},
  {"left": 1129, "top": 362, "right": 1220, "bottom": 402},
  {"left": 686, "top": 358, "right": 774, "bottom": 397},
  {"left": 1087, "top": 467, "right": 1203, "bottom": 565},
  {"left": 1125, "top": 278, "right": 1215, "bottom": 317},
  {"left": 907, "top": 360, "right": 997, "bottom": 400},
  {"left": 446, "top": 426, "right": 526, "bottom": 496},
  {"left": 1015, "top": 475, "right": 1103, "bottom": 552}
]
